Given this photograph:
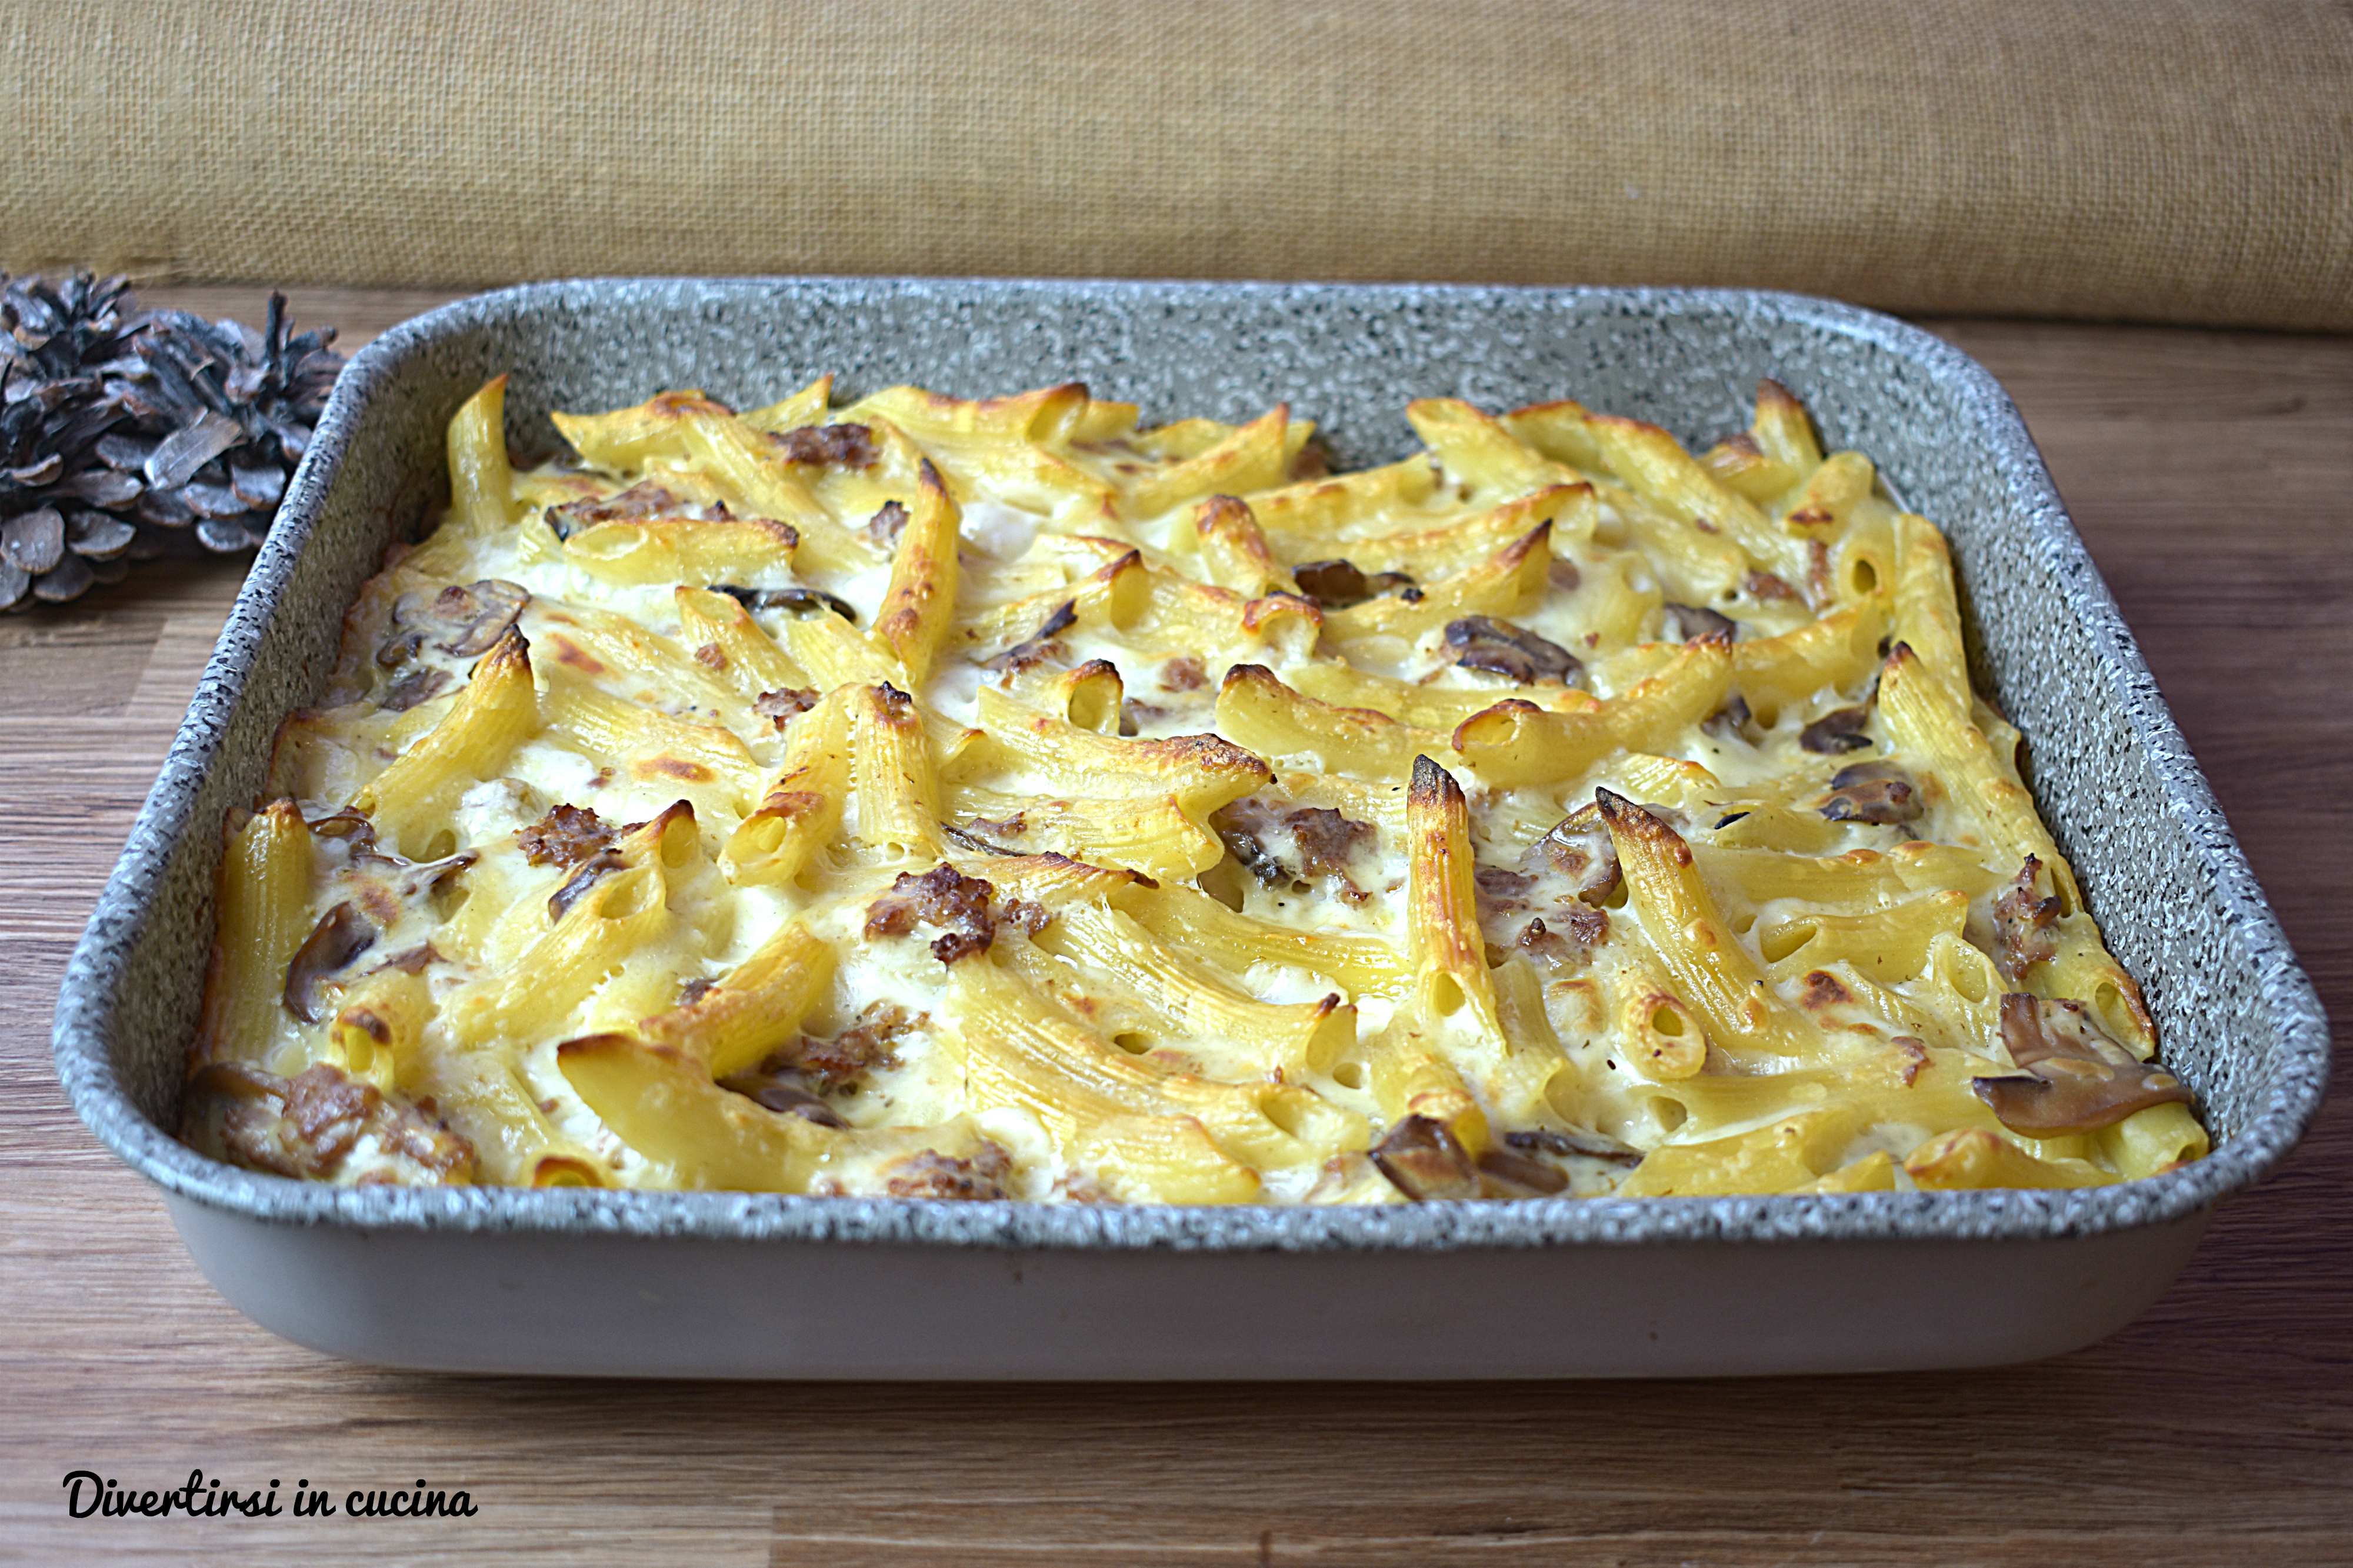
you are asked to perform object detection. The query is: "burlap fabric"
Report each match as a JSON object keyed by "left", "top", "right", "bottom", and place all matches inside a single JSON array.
[{"left": 4, "top": 0, "right": 2347, "bottom": 329}]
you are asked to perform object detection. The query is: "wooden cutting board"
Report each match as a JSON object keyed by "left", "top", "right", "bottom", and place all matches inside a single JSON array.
[{"left": 4, "top": 291, "right": 2346, "bottom": 1564}]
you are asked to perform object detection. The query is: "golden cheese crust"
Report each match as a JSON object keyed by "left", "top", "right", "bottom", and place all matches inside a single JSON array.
[{"left": 180, "top": 373, "right": 2205, "bottom": 1202}]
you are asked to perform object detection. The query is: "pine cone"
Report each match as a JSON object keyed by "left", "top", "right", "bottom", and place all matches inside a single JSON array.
[
  {"left": 0, "top": 273, "right": 344, "bottom": 609},
  {"left": 0, "top": 273, "right": 145, "bottom": 606}
]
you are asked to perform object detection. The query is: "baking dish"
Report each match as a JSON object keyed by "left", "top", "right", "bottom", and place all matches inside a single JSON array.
[{"left": 52, "top": 278, "right": 2330, "bottom": 1378}]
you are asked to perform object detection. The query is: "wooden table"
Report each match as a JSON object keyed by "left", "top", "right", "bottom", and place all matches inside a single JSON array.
[{"left": 4, "top": 290, "right": 2345, "bottom": 1565}]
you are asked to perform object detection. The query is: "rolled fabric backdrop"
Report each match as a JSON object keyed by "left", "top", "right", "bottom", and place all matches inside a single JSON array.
[{"left": 3, "top": 0, "right": 2348, "bottom": 329}]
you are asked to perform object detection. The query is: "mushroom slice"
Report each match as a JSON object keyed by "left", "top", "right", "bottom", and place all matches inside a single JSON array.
[
  {"left": 1971, "top": 993, "right": 2193, "bottom": 1136},
  {"left": 717, "top": 583, "right": 860, "bottom": 623},
  {"left": 716, "top": 1065, "right": 850, "bottom": 1128},
  {"left": 1369, "top": 1115, "right": 1480, "bottom": 1201},
  {"left": 282, "top": 902, "right": 377, "bottom": 1023},
  {"left": 983, "top": 598, "right": 1077, "bottom": 673},
  {"left": 1662, "top": 602, "right": 1737, "bottom": 642},
  {"left": 1444, "top": 615, "right": 1584, "bottom": 685},
  {"left": 1799, "top": 704, "right": 1873, "bottom": 753},
  {"left": 1818, "top": 759, "right": 1924, "bottom": 825},
  {"left": 390, "top": 578, "right": 531, "bottom": 658},
  {"left": 1506, "top": 1126, "right": 1642, "bottom": 1166},
  {"left": 1291, "top": 558, "right": 1415, "bottom": 610},
  {"left": 1474, "top": 1147, "right": 1570, "bottom": 1196},
  {"left": 548, "top": 847, "right": 626, "bottom": 922}
]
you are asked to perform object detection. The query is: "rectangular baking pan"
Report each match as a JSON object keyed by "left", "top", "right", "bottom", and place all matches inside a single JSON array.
[{"left": 52, "top": 278, "right": 2331, "bottom": 1378}]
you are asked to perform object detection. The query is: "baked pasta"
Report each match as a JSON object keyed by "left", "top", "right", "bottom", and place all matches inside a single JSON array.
[{"left": 181, "top": 373, "right": 2208, "bottom": 1202}]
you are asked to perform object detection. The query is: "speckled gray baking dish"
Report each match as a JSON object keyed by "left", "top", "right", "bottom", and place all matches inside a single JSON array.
[{"left": 54, "top": 278, "right": 2329, "bottom": 1379}]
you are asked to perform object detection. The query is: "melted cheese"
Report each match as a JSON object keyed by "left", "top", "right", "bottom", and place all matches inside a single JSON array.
[{"left": 187, "top": 378, "right": 2205, "bottom": 1202}]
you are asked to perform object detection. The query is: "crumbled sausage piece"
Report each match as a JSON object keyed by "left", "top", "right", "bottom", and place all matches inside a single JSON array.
[
  {"left": 983, "top": 599, "right": 1077, "bottom": 673},
  {"left": 1290, "top": 558, "right": 1416, "bottom": 610},
  {"left": 754, "top": 686, "right": 821, "bottom": 729},
  {"left": 1514, "top": 909, "right": 1609, "bottom": 969},
  {"left": 1159, "top": 655, "right": 1207, "bottom": 692},
  {"left": 1369, "top": 1115, "right": 1480, "bottom": 1201},
  {"left": 1991, "top": 856, "right": 2062, "bottom": 981},
  {"left": 1289, "top": 435, "right": 1334, "bottom": 481},
  {"left": 1819, "top": 759, "right": 1924, "bottom": 824},
  {"left": 801, "top": 1000, "right": 919, "bottom": 1089},
  {"left": 1444, "top": 615, "right": 1585, "bottom": 685},
  {"left": 1972, "top": 993, "right": 2193, "bottom": 1136},
  {"left": 719, "top": 1001, "right": 919, "bottom": 1116},
  {"left": 282, "top": 902, "right": 375, "bottom": 1023},
  {"left": 1801, "top": 705, "right": 1874, "bottom": 753},
  {"left": 545, "top": 481, "right": 681, "bottom": 539},
  {"left": 516, "top": 803, "right": 615, "bottom": 869},
  {"left": 184, "top": 1060, "right": 475, "bottom": 1183},
  {"left": 882, "top": 1141, "right": 1015, "bottom": 1200},
  {"left": 770, "top": 422, "right": 879, "bottom": 469},
  {"left": 1662, "top": 602, "right": 1737, "bottom": 642},
  {"left": 864, "top": 864, "right": 1001, "bottom": 963}
]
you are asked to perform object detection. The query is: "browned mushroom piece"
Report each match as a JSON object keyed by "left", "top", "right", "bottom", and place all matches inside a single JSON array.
[
  {"left": 881, "top": 1142, "right": 1015, "bottom": 1200},
  {"left": 388, "top": 578, "right": 531, "bottom": 659},
  {"left": 769, "top": 422, "right": 879, "bottom": 469},
  {"left": 377, "top": 665, "right": 453, "bottom": 713},
  {"left": 282, "top": 901, "right": 376, "bottom": 1023},
  {"left": 716, "top": 583, "right": 860, "bottom": 623},
  {"left": 983, "top": 599, "right": 1078, "bottom": 673},
  {"left": 1662, "top": 602, "right": 1737, "bottom": 642},
  {"left": 1527, "top": 803, "right": 1625, "bottom": 902},
  {"left": 1799, "top": 704, "right": 1874, "bottom": 753},
  {"left": 864, "top": 863, "right": 1002, "bottom": 963},
  {"left": 1818, "top": 759, "right": 1924, "bottom": 824},
  {"left": 544, "top": 480, "right": 682, "bottom": 539},
  {"left": 1444, "top": 615, "right": 1585, "bottom": 685},
  {"left": 1473, "top": 1147, "right": 1571, "bottom": 1196},
  {"left": 1290, "top": 558, "right": 1416, "bottom": 610},
  {"left": 1972, "top": 993, "right": 2193, "bottom": 1136},
  {"left": 516, "top": 803, "right": 615, "bottom": 869},
  {"left": 1369, "top": 1115, "right": 1481, "bottom": 1201},
  {"left": 304, "top": 808, "right": 379, "bottom": 853},
  {"left": 1991, "top": 855, "right": 2062, "bottom": 980}
]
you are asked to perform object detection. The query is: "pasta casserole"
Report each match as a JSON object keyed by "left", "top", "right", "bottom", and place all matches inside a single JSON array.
[{"left": 180, "top": 371, "right": 2207, "bottom": 1202}]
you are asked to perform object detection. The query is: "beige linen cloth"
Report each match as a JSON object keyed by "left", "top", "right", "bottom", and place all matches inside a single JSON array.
[{"left": 4, "top": 0, "right": 2347, "bottom": 329}]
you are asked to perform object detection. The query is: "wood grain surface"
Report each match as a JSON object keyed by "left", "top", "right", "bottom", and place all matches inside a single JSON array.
[{"left": 3, "top": 290, "right": 2345, "bottom": 1566}]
